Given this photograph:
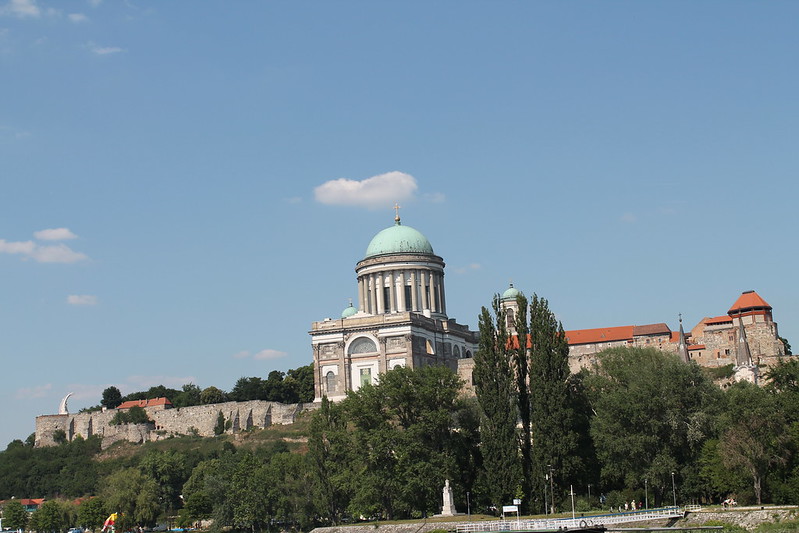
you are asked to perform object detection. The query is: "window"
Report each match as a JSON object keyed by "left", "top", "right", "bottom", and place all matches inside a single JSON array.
[
  {"left": 506, "top": 308, "right": 515, "bottom": 329},
  {"left": 359, "top": 367, "right": 372, "bottom": 387},
  {"left": 349, "top": 337, "right": 377, "bottom": 354},
  {"left": 404, "top": 285, "right": 413, "bottom": 309},
  {"left": 325, "top": 371, "right": 337, "bottom": 394},
  {"left": 383, "top": 287, "right": 391, "bottom": 312}
]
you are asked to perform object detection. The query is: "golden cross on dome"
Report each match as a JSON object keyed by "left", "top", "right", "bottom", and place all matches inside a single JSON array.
[{"left": 394, "top": 202, "right": 401, "bottom": 223}]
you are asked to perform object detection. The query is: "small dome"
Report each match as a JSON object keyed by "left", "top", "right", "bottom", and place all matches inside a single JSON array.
[
  {"left": 341, "top": 303, "right": 357, "bottom": 318},
  {"left": 364, "top": 220, "right": 434, "bottom": 258},
  {"left": 502, "top": 283, "right": 520, "bottom": 301}
]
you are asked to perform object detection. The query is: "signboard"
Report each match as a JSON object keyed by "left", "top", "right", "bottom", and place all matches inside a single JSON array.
[
  {"left": 502, "top": 505, "right": 518, "bottom": 513},
  {"left": 513, "top": 499, "right": 521, "bottom": 505}
]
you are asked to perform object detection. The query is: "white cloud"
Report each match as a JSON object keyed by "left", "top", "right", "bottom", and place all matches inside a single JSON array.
[
  {"left": 0, "top": 239, "right": 35, "bottom": 255},
  {"left": 0, "top": 238, "right": 88, "bottom": 263},
  {"left": 453, "top": 263, "right": 482, "bottom": 274},
  {"left": 314, "top": 171, "right": 417, "bottom": 209},
  {"left": 67, "top": 294, "right": 97, "bottom": 306},
  {"left": 2, "top": 0, "right": 41, "bottom": 18},
  {"left": 31, "top": 243, "right": 88, "bottom": 263},
  {"left": 68, "top": 12, "right": 87, "bottom": 22},
  {"left": 232, "top": 350, "right": 251, "bottom": 359},
  {"left": 84, "top": 42, "right": 124, "bottom": 55},
  {"left": 15, "top": 383, "right": 52, "bottom": 400},
  {"left": 253, "top": 349, "right": 287, "bottom": 360},
  {"left": 92, "top": 45, "right": 123, "bottom": 55},
  {"left": 87, "top": 0, "right": 102, "bottom": 7},
  {"left": 34, "top": 227, "right": 77, "bottom": 241}
]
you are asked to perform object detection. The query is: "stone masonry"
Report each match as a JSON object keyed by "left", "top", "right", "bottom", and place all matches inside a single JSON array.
[{"left": 35, "top": 400, "right": 317, "bottom": 448}]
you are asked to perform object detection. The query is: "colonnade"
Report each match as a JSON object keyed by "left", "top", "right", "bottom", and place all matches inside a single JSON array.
[{"left": 357, "top": 268, "right": 446, "bottom": 316}]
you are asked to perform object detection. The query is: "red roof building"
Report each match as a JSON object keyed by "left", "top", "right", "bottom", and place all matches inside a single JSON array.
[{"left": 117, "top": 397, "right": 173, "bottom": 410}]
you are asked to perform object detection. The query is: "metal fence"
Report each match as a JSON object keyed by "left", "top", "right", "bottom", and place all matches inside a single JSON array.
[{"left": 455, "top": 506, "right": 687, "bottom": 532}]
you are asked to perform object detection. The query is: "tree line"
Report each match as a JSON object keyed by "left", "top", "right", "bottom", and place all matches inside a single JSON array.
[
  {"left": 90, "top": 365, "right": 315, "bottom": 412},
  {"left": 2, "top": 291, "right": 799, "bottom": 532}
]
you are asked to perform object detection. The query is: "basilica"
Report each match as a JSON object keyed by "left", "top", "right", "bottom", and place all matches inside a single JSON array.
[{"left": 310, "top": 212, "right": 478, "bottom": 401}]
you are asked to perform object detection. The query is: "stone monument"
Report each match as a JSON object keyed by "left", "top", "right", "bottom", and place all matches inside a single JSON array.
[{"left": 440, "top": 479, "right": 457, "bottom": 516}]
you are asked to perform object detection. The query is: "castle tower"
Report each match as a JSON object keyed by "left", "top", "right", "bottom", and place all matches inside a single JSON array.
[
  {"left": 500, "top": 282, "right": 521, "bottom": 334},
  {"left": 310, "top": 212, "right": 478, "bottom": 401}
]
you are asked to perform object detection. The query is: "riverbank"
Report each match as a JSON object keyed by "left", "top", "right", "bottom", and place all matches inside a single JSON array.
[{"left": 310, "top": 506, "right": 799, "bottom": 533}]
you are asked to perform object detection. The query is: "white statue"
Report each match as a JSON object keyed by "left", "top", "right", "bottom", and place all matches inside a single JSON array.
[{"left": 441, "top": 479, "right": 457, "bottom": 516}]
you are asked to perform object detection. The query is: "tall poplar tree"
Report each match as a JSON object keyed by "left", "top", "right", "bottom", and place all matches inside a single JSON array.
[
  {"left": 512, "top": 294, "right": 534, "bottom": 511},
  {"left": 473, "top": 297, "right": 520, "bottom": 510},
  {"left": 528, "top": 294, "right": 579, "bottom": 513}
]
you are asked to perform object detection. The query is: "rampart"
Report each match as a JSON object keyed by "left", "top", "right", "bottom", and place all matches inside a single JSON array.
[{"left": 35, "top": 400, "right": 317, "bottom": 448}]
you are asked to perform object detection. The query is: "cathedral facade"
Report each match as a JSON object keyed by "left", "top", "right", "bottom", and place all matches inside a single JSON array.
[{"left": 310, "top": 214, "right": 478, "bottom": 401}]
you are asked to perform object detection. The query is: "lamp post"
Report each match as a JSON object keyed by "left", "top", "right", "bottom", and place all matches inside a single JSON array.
[
  {"left": 467, "top": 492, "right": 471, "bottom": 517},
  {"left": 548, "top": 464, "right": 555, "bottom": 515},
  {"left": 644, "top": 479, "right": 648, "bottom": 510},
  {"left": 588, "top": 484, "right": 592, "bottom": 508},
  {"left": 671, "top": 472, "right": 677, "bottom": 508}
]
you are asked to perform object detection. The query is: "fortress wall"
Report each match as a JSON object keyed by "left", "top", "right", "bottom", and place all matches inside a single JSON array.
[{"left": 35, "top": 401, "right": 318, "bottom": 447}]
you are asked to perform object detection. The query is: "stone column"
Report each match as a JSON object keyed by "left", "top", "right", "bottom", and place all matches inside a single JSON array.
[
  {"left": 439, "top": 274, "right": 446, "bottom": 315},
  {"left": 369, "top": 274, "right": 377, "bottom": 315},
  {"left": 410, "top": 270, "right": 418, "bottom": 312},
  {"left": 358, "top": 277, "right": 365, "bottom": 313},
  {"left": 429, "top": 272, "right": 437, "bottom": 313},
  {"left": 397, "top": 270, "right": 406, "bottom": 312},
  {"left": 376, "top": 274, "right": 385, "bottom": 315},
  {"left": 388, "top": 272, "right": 396, "bottom": 313},
  {"left": 421, "top": 270, "right": 429, "bottom": 311}
]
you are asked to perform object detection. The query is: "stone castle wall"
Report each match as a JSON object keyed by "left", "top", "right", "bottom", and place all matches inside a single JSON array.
[{"left": 35, "top": 400, "right": 317, "bottom": 448}]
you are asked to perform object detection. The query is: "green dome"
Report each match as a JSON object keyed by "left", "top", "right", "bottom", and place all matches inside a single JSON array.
[
  {"left": 364, "top": 221, "right": 434, "bottom": 258},
  {"left": 502, "top": 283, "right": 520, "bottom": 301},
  {"left": 341, "top": 303, "right": 357, "bottom": 318}
]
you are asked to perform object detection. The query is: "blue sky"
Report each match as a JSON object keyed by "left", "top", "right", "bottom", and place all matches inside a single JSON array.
[{"left": 1, "top": 0, "right": 797, "bottom": 448}]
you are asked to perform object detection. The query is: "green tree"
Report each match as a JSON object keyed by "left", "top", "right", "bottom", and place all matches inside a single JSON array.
[
  {"left": 213, "top": 411, "right": 226, "bottom": 436},
  {"left": 77, "top": 497, "right": 108, "bottom": 531},
  {"left": 172, "top": 383, "right": 202, "bottom": 408},
  {"left": 472, "top": 298, "right": 521, "bottom": 511},
  {"left": 229, "top": 377, "right": 266, "bottom": 402},
  {"left": 200, "top": 386, "right": 227, "bottom": 405},
  {"left": 341, "top": 365, "right": 467, "bottom": 519},
  {"left": 101, "top": 468, "right": 161, "bottom": 530},
  {"left": 586, "top": 347, "right": 720, "bottom": 505},
  {"left": 30, "top": 500, "right": 73, "bottom": 533},
  {"left": 2, "top": 499, "right": 29, "bottom": 531},
  {"left": 511, "top": 294, "right": 534, "bottom": 510},
  {"left": 101, "top": 386, "right": 123, "bottom": 409},
  {"left": 720, "top": 381, "right": 789, "bottom": 504},
  {"left": 528, "top": 294, "right": 581, "bottom": 512},
  {"left": 286, "top": 363, "right": 315, "bottom": 403},
  {"left": 139, "top": 450, "right": 189, "bottom": 516},
  {"left": 307, "top": 397, "right": 353, "bottom": 524}
]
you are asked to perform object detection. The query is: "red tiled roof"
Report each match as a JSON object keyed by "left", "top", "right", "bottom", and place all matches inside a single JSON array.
[
  {"left": 0, "top": 498, "right": 45, "bottom": 506},
  {"left": 565, "top": 325, "right": 634, "bottom": 345},
  {"left": 688, "top": 344, "right": 706, "bottom": 350},
  {"left": 117, "top": 397, "right": 172, "bottom": 410},
  {"left": 728, "top": 290, "right": 771, "bottom": 314},
  {"left": 633, "top": 323, "right": 671, "bottom": 336},
  {"left": 669, "top": 331, "right": 681, "bottom": 343},
  {"left": 705, "top": 315, "right": 733, "bottom": 325}
]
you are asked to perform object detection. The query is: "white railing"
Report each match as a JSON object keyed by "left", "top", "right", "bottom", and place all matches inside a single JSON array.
[{"left": 455, "top": 506, "right": 687, "bottom": 532}]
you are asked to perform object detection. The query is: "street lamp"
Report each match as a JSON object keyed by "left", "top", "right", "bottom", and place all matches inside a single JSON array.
[
  {"left": 548, "top": 465, "right": 555, "bottom": 515},
  {"left": 644, "top": 479, "right": 648, "bottom": 510},
  {"left": 588, "top": 484, "right": 592, "bottom": 509},
  {"left": 467, "top": 492, "right": 471, "bottom": 517},
  {"left": 671, "top": 472, "right": 677, "bottom": 508}
]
